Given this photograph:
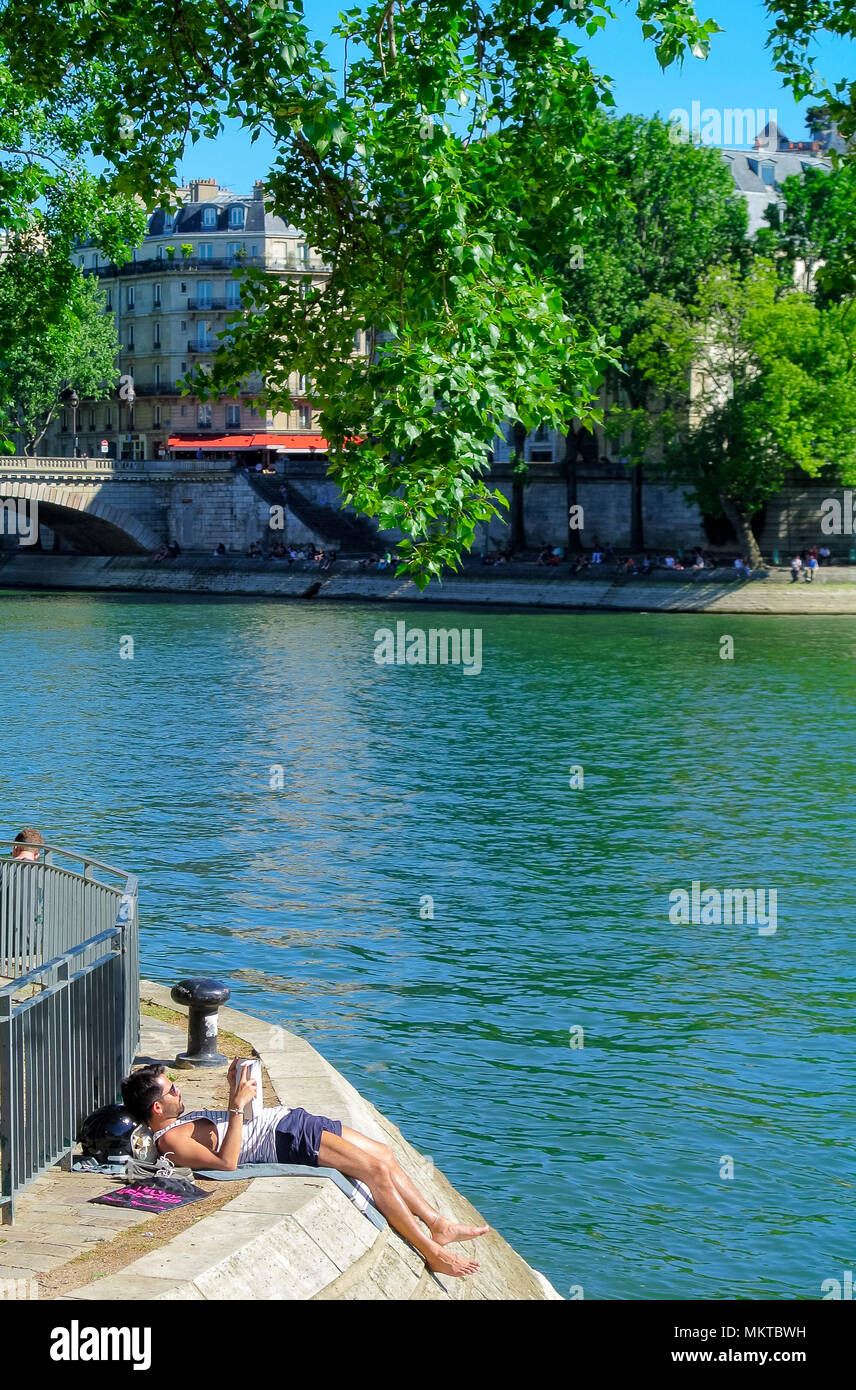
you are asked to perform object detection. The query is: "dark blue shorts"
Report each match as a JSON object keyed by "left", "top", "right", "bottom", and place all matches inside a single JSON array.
[{"left": 274, "top": 1108, "right": 342, "bottom": 1166}]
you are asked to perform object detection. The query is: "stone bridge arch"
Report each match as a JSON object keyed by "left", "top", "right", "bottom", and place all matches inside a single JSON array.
[{"left": 0, "top": 478, "right": 160, "bottom": 555}]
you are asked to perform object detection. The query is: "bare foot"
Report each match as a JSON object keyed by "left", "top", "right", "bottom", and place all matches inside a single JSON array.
[
  {"left": 425, "top": 1245, "right": 481, "bottom": 1277},
  {"left": 431, "top": 1216, "right": 490, "bottom": 1248}
]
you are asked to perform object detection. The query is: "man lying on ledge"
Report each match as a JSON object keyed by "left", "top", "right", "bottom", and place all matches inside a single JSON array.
[{"left": 121, "top": 1061, "right": 488, "bottom": 1278}]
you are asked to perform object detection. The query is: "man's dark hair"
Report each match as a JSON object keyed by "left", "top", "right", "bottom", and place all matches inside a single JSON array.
[
  {"left": 121, "top": 1064, "right": 167, "bottom": 1123},
  {"left": 13, "top": 827, "right": 44, "bottom": 846}
]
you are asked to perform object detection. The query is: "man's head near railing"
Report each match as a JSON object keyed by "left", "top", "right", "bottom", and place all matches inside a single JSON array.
[
  {"left": 11, "top": 827, "right": 44, "bottom": 861},
  {"left": 121, "top": 1064, "right": 181, "bottom": 1127}
]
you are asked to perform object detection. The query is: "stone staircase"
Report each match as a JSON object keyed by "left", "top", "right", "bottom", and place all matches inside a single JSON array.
[{"left": 239, "top": 467, "right": 384, "bottom": 554}]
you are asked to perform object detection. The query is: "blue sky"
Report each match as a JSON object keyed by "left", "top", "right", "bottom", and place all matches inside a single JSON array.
[{"left": 177, "top": 1, "right": 855, "bottom": 191}]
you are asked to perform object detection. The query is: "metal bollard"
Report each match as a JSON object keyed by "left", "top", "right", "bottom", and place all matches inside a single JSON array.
[{"left": 171, "top": 976, "right": 231, "bottom": 1068}]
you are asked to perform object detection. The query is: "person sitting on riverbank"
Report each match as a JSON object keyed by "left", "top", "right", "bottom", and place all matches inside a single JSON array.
[
  {"left": 121, "top": 1062, "right": 487, "bottom": 1279},
  {"left": 790, "top": 554, "right": 803, "bottom": 582}
]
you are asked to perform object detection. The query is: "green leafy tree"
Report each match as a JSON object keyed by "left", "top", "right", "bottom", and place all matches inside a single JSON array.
[
  {"left": 0, "top": 247, "right": 120, "bottom": 454},
  {"left": 546, "top": 113, "right": 749, "bottom": 550},
  {"left": 0, "top": 1, "right": 723, "bottom": 580},
  {"left": 631, "top": 262, "right": 856, "bottom": 563},
  {"left": 756, "top": 162, "right": 856, "bottom": 303}
]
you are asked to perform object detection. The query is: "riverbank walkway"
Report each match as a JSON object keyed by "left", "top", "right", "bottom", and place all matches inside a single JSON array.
[
  {"left": 4, "top": 551, "right": 856, "bottom": 612},
  {"left": 3, "top": 982, "right": 558, "bottom": 1301}
]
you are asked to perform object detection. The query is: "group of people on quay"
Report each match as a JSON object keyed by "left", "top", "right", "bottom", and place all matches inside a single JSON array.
[
  {"left": 484, "top": 541, "right": 757, "bottom": 575},
  {"left": 481, "top": 539, "right": 838, "bottom": 578},
  {"left": 149, "top": 536, "right": 838, "bottom": 578},
  {"left": 241, "top": 540, "right": 338, "bottom": 569},
  {"left": 790, "top": 545, "right": 832, "bottom": 581}
]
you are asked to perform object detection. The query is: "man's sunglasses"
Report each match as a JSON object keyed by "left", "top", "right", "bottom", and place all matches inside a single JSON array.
[{"left": 164, "top": 1082, "right": 179, "bottom": 1097}]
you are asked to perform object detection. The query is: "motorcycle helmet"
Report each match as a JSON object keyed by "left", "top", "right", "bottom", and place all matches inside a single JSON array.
[{"left": 78, "top": 1104, "right": 155, "bottom": 1163}]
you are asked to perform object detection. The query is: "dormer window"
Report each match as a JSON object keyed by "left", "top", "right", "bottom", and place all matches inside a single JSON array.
[
  {"left": 163, "top": 213, "right": 175, "bottom": 233},
  {"left": 229, "top": 205, "right": 244, "bottom": 229},
  {"left": 202, "top": 206, "right": 217, "bottom": 228},
  {"left": 760, "top": 163, "right": 776, "bottom": 186}
]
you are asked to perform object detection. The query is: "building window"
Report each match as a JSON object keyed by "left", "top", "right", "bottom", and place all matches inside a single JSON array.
[
  {"left": 229, "top": 206, "right": 244, "bottom": 229},
  {"left": 196, "top": 281, "right": 212, "bottom": 307},
  {"left": 126, "top": 287, "right": 135, "bottom": 309},
  {"left": 163, "top": 213, "right": 175, "bottom": 233},
  {"left": 180, "top": 320, "right": 187, "bottom": 330},
  {"left": 181, "top": 405, "right": 187, "bottom": 417},
  {"left": 298, "top": 242, "right": 309, "bottom": 262},
  {"left": 153, "top": 405, "right": 161, "bottom": 427},
  {"left": 126, "top": 325, "right": 135, "bottom": 349},
  {"left": 105, "top": 409, "right": 112, "bottom": 429},
  {"left": 153, "top": 283, "right": 161, "bottom": 306},
  {"left": 105, "top": 291, "right": 113, "bottom": 311},
  {"left": 202, "top": 207, "right": 216, "bottom": 228},
  {"left": 353, "top": 331, "right": 361, "bottom": 350},
  {"left": 198, "top": 403, "right": 212, "bottom": 428},
  {"left": 300, "top": 279, "right": 311, "bottom": 300},
  {"left": 61, "top": 412, "right": 68, "bottom": 432},
  {"left": 88, "top": 411, "right": 95, "bottom": 430},
  {"left": 157, "top": 246, "right": 164, "bottom": 259},
  {"left": 227, "top": 242, "right": 244, "bottom": 260},
  {"left": 154, "top": 364, "right": 160, "bottom": 387},
  {"left": 299, "top": 406, "right": 311, "bottom": 430},
  {"left": 251, "top": 245, "right": 258, "bottom": 257},
  {"left": 153, "top": 322, "right": 161, "bottom": 347},
  {"left": 197, "top": 320, "right": 212, "bottom": 349},
  {"left": 226, "top": 280, "right": 241, "bottom": 307},
  {"left": 297, "top": 374, "right": 307, "bottom": 394},
  {"left": 198, "top": 243, "right": 213, "bottom": 260},
  {"left": 761, "top": 163, "right": 776, "bottom": 186},
  {"left": 226, "top": 405, "right": 240, "bottom": 426}
]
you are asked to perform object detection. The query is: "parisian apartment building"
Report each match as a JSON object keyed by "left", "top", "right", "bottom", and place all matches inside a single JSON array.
[{"left": 48, "top": 177, "right": 367, "bottom": 466}]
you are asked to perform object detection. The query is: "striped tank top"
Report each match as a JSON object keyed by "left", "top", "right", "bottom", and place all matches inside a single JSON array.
[{"left": 153, "top": 1107, "right": 290, "bottom": 1165}]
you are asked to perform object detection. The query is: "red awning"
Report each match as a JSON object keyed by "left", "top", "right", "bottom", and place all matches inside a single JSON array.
[{"left": 167, "top": 433, "right": 331, "bottom": 451}]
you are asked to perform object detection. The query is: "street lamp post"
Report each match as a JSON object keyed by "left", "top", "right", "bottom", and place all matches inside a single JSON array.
[
  {"left": 61, "top": 388, "right": 80, "bottom": 457},
  {"left": 123, "top": 382, "right": 136, "bottom": 459}
]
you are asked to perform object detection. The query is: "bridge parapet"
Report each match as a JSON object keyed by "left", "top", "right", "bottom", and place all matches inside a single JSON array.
[{"left": 0, "top": 456, "right": 232, "bottom": 482}]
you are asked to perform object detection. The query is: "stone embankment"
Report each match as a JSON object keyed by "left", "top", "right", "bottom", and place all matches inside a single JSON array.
[
  {"left": 3, "top": 551, "right": 856, "bottom": 611},
  {"left": 37, "top": 982, "right": 558, "bottom": 1301}
]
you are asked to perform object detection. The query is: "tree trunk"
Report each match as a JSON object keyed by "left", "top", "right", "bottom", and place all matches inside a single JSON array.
[
  {"left": 510, "top": 421, "right": 527, "bottom": 553},
  {"left": 563, "top": 427, "right": 582, "bottom": 553},
  {"left": 719, "top": 493, "right": 763, "bottom": 567}
]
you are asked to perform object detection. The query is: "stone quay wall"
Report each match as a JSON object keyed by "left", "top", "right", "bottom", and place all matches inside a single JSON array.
[{"left": 0, "top": 455, "right": 852, "bottom": 558}]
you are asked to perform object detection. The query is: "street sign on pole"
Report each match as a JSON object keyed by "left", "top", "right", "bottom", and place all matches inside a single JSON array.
[{"left": 100, "top": 439, "right": 109, "bottom": 455}]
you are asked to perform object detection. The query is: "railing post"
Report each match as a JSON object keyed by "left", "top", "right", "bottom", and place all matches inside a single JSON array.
[
  {"left": 57, "top": 959, "right": 73, "bottom": 1170},
  {"left": 0, "top": 991, "right": 16, "bottom": 1225}
]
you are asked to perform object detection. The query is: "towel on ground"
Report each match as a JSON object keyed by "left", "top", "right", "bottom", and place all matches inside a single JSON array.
[{"left": 195, "top": 1163, "right": 386, "bottom": 1231}]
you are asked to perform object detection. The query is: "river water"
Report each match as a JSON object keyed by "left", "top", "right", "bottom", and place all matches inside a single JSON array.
[{"left": 2, "top": 588, "right": 853, "bottom": 1298}]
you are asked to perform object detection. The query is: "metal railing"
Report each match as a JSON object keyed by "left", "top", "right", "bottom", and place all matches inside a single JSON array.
[{"left": 0, "top": 844, "right": 139, "bottom": 1223}]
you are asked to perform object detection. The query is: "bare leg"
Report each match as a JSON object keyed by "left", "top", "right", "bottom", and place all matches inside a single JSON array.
[
  {"left": 339, "top": 1126, "right": 490, "bottom": 1247},
  {"left": 317, "top": 1130, "right": 480, "bottom": 1278}
]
